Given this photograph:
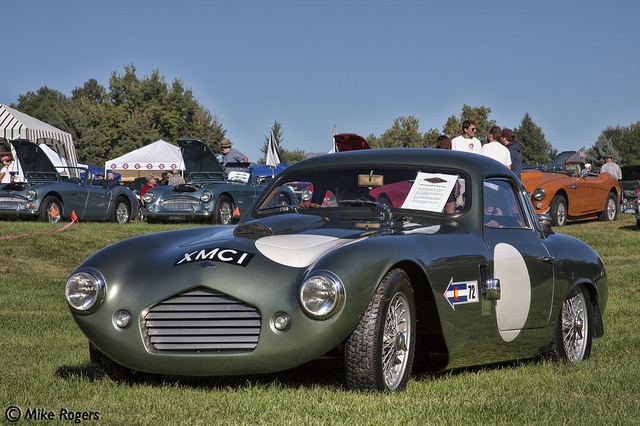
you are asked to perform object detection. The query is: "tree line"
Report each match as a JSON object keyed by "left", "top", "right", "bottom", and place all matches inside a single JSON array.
[{"left": 6, "top": 65, "right": 639, "bottom": 169}]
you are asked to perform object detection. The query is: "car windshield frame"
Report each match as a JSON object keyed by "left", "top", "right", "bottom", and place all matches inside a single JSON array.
[{"left": 253, "top": 165, "right": 469, "bottom": 219}]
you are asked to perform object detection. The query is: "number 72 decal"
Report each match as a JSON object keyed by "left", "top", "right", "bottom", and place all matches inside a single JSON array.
[{"left": 444, "top": 278, "right": 479, "bottom": 310}]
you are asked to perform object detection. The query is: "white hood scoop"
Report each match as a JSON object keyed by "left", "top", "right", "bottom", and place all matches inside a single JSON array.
[{"left": 255, "top": 234, "right": 354, "bottom": 268}]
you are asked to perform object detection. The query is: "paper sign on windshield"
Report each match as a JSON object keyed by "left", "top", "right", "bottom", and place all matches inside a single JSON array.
[{"left": 400, "top": 172, "right": 458, "bottom": 212}]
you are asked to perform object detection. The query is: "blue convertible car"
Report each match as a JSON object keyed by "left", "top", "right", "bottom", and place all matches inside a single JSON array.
[
  {"left": 0, "top": 139, "right": 138, "bottom": 223},
  {"left": 142, "top": 138, "right": 292, "bottom": 225}
]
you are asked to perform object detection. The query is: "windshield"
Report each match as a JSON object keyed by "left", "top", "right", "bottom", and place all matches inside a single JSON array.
[{"left": 255, "top": 166, "right": 466, "bottom": 218}]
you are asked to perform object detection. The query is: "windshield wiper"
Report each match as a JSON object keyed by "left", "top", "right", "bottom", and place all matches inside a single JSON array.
[
  {"left": 255, "top": 204, "right": 298, "bottom": 216},
  {"left": 338, "top": 198, "right": 393, "bottom": 219}
]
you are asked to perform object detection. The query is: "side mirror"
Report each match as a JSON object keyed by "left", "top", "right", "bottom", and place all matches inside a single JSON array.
[{"left": 537, "top": 213, "right": 554, "bottom": 237}]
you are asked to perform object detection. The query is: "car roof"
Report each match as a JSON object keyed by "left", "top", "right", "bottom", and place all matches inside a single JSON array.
[{"left": 285, "top": 148, "right": 513, "bottom": 181}]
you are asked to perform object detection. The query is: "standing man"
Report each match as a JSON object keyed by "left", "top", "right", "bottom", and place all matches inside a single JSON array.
[
  {"left": 220, "top": 138, "right": 249, "bottom": 173},
  {"left": 500, "top": 128, "right": 522, "bottom": 179},
  {"left": 600, "top": 155, "right": 622, "bottom": 180},
  {"left": 481, "top": 125, "right": 511, "bottom": 169},
  {"left": 452, "top": 120, "right": 482, "bottom": 154}
]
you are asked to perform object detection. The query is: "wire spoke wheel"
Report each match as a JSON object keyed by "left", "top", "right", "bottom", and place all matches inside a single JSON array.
[
  {"left": 382, "top": 292, "right": 411, "bottom": 389},
  {"left": 561, "top": 288, "right": 589, "bottom": 362},
  {"left": 345, "top": 268, "right": 416, "bottom": 392}
]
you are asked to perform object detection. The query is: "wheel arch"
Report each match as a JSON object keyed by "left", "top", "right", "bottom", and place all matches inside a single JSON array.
[
  {"left": 392, "top": 260, "right": 449, "bottom": 371},
  {"left": 575, "top": 280, "right": 605, "bottom": 339},
  {"left": 40, "top": 191, "right": 65, "bottom": 211},
  {"left": 553, "top": 188, "right": 568, "bottom": 209}
]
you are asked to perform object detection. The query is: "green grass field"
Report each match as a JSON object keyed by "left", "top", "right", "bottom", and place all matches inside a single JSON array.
[{"left": 1, "top": 215, "right": 639, "bottom": 425}]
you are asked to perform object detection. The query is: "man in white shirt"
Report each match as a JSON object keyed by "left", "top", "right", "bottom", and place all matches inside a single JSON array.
[
  {"left": 600, "top": 155, "right": 622, "bottom": 180},
  {"left": 481, "top": 125, "right": 511, "bottom": 169},
  {"left": 451, "top": 120, "right": 482, "bottom": 154}
]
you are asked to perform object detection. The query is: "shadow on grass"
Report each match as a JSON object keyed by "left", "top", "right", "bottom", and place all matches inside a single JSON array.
[
  {"left": 56, "top": 357, "right": 347, "bottom": 391},
  {"left": 56, "top": 354, "right": 544, "bottom": 392}
]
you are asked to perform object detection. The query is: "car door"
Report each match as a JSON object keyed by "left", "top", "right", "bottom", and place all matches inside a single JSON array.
[
  {"left": 577, "top": 174, "right": 605, "bottom": 214},
  {"left": 483, "top": 178, "right": 555, "bottom": 338},
  {"left": 83, "top": 180, "right": 114, "bottom": 219}
]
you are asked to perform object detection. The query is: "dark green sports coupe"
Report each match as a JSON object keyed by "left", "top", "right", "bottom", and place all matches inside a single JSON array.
[{"left": 66, "top": 148, "right": 608, "bottom": 391}]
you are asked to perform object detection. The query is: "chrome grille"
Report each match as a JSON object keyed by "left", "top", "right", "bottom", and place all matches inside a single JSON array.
[
  {"left": 0, "top": 196, "right": 23, "bottom": 208},
  {"left": 143, "top": 288, "right": 261, "bottom": 352},
  {"left": 159, "top": 196, "right": 200, "bottom": 210}
]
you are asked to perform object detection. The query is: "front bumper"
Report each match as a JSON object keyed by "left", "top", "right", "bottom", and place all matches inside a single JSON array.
[
  {"left": 143, "top": 199, "right": 211, "bottom": 221},
  {"left": 0, "top": 195, "right": 39, "bottom": 219}
]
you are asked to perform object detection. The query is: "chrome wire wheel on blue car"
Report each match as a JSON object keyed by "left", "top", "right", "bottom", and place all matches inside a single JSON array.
[
  {"left": 345, "top": 269, "right": 416, "bottom": 391},
  {"left": 39, "top": 195, "right": 62, "bottom": 223},
  {"left": 213, "top": 195, "right": 234, "bottom": 225},
  {"left": 112, "top": 197, "right": 131, "bottom": 223}
]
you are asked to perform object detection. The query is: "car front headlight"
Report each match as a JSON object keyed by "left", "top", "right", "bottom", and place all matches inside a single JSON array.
[
  {"left": 143, "top": 191, "right": 155, "bottom": 203},
  {"left": 65, "top": 269, "right": 105, "bottom": 314},
  {"left": 299, "top": 271, "right": 345, "bottom": 319},
  {"left": 532, "top": 187, "right": 546, "bottom": 201},
  {"left": 201, "top": 190, "right": 213, "bottom": 203},
  {"left": 26, "top": 189, "right": 37, "bottom": 201}
]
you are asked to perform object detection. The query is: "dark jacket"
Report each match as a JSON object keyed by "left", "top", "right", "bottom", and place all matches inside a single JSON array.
[{"left": 506, "top": 141, "right": 522, "bottom": 179}]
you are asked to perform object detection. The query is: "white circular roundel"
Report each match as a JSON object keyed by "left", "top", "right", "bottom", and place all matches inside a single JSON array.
[{"left": 494, "top": 243, "right": 531, "bottom": 342}]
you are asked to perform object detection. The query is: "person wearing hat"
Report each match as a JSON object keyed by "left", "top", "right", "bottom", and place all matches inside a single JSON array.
[
  {"left": 500, "top": 128, "right": 522, "bottom": 180},
  {"left": 140, "top": 172, "right": 159, "bottom": 197},
  {"left": 168, "top": 169, "right": 185, "bottom": 185},
  {"left": 1, "top": 156, "right": 13, "bottom": 184},
  {"left": 97, "top": 171, "right": 105, "bottom": 179},
  {"left": 600, "top": 154, "right": 622, "bottom": 180},
  {"left": 220, "top": 138, "right": 248, "bottom": 173}
]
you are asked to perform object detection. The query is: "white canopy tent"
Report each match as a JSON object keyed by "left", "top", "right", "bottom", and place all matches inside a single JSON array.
[
  {"left": 105, "top": 140, "right": 184, "bottom": 178},
  {"left": 0, "top": 103, "right": 79, "bottom": 178}
]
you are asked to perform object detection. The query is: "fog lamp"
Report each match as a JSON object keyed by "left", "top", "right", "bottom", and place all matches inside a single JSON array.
[
  {"left": 272, "top": 313, "right": 291, "bottom": 332},
  {"left": 114, "top": 311, "right": 132, "bottom": 329}
]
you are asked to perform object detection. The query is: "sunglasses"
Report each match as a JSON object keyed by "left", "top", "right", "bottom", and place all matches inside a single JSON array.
[{"left": 469, "top": 128, "right": 477, "bottom": 132}]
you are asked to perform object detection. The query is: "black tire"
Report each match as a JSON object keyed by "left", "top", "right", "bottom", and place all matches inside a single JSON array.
[
  {"left": 89, "top": 342, "right": 137, "bottom": 382},
  {"left": 598, "top": 192, "right": 618, "bottom": 222},
  {"left": 546, "top": 285, "right": 592, "bottom": 362},
  {"left": 345, "top": 269, "right": 416, "bottom": 392},
  {"left": 111, "top": 197, "right": 131, "bottom": 223},
  {"left": 549, "top": 194, "right": 567, "bottom": 227},
  {"left": 213, "top": 195, "right": 234, "bottom": 225},
  {"left": 38, "top": 195, "right": 63, "bottom": 223}
]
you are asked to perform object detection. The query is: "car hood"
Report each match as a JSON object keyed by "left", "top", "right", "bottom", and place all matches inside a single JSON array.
[
  {"left": 178, "top": 138, "right": 226, "bottom": 182},
  {"left": 521, "top": 169, "right": 572, "bottom": 188},
  {"left": 10, "top": 139, "right": 59, "bottom": 179}
]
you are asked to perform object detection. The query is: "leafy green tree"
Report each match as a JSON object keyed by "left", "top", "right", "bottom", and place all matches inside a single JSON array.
[
  {"left": 12, "top": 87, "right": 74, "bottom": 137},
  {"left": 13, "top": 64, "right": 227, "bottom": 167},
  {"left": 586, "top": 134, "right": 619, "bottom": 169},
  {"left": 442, "top": 105, "right": 495, "bottom": 144},
  {"left": 259, "top": 121, "right": 306, "bottom": 164},
  {"left": 601, "top": 122, "right": 640, "bottom": 167},
  {"left": 71, "top": 79, "right": 106, "bottom": 103},
  {"left": 369, "top": 116, "right": 435, "bottom": 148},
  {"left": 516, "top": 113, "right": 556, "bottom": 164}
]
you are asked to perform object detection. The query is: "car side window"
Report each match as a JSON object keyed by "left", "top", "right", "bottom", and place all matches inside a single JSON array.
[{"left": 483, "top": 179, "right": 528, "bottom": 229}]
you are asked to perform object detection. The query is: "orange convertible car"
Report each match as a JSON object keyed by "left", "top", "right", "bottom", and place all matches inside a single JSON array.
[{"left": 522, "top": 154, "right": 620, "bottom": 226}]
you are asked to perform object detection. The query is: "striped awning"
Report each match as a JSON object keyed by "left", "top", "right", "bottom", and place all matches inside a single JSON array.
[{"left": 0, "top": 104, "right": 79, "bottom": 177}]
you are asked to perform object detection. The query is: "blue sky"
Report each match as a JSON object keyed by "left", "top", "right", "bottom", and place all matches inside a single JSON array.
[{"left": 2, "top": 1, "right": 639, "bottom": 163}]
